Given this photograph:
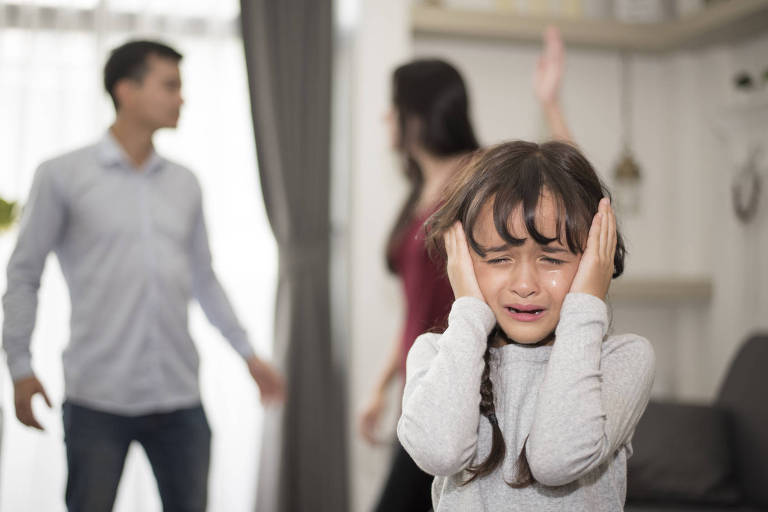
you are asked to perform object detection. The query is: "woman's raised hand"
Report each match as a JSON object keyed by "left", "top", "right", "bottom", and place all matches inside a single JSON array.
[
  {"left": 444, "top": 222, "right": 484, "bottom": 301},
  {"left": 569, "top": 198, "right": 616, "bottom": 300},
  {"left": 534, "top": 25, "right": 565, "bottom": 106}
]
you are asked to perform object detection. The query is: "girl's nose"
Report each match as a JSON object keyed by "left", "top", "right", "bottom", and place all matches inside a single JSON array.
[{"left": 509, "top": 262, "right": 538, "bottom": 298}]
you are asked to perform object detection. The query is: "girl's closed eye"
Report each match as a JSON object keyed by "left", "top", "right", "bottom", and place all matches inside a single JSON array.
[
  {"left": 540, "top": 256, "right": 566, "bottom": 265},
  {"left": 486, "top": 256, "right": 512, "bottom": 265}
]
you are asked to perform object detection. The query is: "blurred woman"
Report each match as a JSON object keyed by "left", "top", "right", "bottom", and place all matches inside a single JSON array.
[{"left": 359, "top": 27, "right": 573, "bottom": 512}]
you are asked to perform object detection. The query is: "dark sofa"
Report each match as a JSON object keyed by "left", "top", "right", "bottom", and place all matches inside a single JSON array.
[{"left": 626, "top": 333, "right": 768, "bottom": 512}]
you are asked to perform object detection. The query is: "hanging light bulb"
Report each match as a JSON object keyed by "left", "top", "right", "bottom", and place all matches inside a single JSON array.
[
  {"left": 613, "top": 52, "right": 642, "bottom": 216},
  {"left": 614, "top": 150, "right": 642, "bottom": 215}
]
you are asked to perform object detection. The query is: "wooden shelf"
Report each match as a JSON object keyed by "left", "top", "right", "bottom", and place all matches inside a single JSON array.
[
  {"left": 412, "top": 0, "right": 768, "bottom": 51},
  {"left": 608, "top": 277, "right": 712, "bottom": 302}
]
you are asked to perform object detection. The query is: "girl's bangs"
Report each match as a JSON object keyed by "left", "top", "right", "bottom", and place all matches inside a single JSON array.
[{"left": 464, "top": 157, "right": 588, "bottom": 256}]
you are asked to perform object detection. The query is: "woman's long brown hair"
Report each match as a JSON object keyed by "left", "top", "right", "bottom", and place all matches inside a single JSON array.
[{"left": 385, "top": 59, "right": 479, "bottom": 272}]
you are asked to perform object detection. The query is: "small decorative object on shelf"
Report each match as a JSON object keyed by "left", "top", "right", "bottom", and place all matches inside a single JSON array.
[
  {"left": 732, "top": 70, "right": 760, "bottom": 105},
  {"left": 582, "top": 0, "right": 613, "bottom": 20},
  {"left": 614, "top": 0, "right": 673, "bottom": 23},
  {"left": 734, "top": 71, "right": 754, "bottom": 90},
  {"left": 675, "top": 0, "right": 704, "bottom": 19},
  {"left": 0, "top": 195, "right": 20, "bottom": 233}
]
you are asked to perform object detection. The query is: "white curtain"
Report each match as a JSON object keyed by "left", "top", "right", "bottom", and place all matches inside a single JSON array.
[{"left": 0, "top": 1, "right": 277, "bottom": 511}]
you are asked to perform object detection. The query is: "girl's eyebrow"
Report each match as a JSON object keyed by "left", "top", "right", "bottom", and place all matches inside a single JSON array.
[
  {"left": 484, "top": 244, "right": 509, "bottom": 254},
  {"left": 485, "top": 240, "right": 524, "bottom": 253},
  {"left": 541, "top": 245, "right": 568, "bottom": 254}
]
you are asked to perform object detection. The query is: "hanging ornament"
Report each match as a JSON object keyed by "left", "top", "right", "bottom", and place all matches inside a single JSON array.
[
  {"left": 613, "top": 52, "right": 642, "bottom": 216},
  {"left": 731, "top": 148, "right": 762, "bottom": 223}
]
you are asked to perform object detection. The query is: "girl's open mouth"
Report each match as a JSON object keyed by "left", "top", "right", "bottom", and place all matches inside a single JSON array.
[{"left": 504, "top": 306, "right": 545, "bottom": 322}]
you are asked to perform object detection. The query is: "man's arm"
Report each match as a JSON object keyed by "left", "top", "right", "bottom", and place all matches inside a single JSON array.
[
  {"left": 2, "top": 162, "right": 65, "bottom": 429},
  {"left": 189, "top": 189, "right": 284, "bottom": 403}
]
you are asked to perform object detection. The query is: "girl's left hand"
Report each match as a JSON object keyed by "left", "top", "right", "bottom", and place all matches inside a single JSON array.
[{"left": 569, "top": 198, "right": 616, "bottom": 300}]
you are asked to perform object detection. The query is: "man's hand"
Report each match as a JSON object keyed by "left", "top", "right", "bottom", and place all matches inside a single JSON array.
[
  {"left": 13, "top": 375, "right": 52, "bottom": 430},
  {"left": 247, "top": 356, "right": 285, "bottom": 405}
]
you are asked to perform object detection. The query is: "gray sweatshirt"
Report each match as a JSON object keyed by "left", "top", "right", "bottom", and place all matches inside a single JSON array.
[{"left": 397, "top": 293, "right": 655, "bottom": 512}]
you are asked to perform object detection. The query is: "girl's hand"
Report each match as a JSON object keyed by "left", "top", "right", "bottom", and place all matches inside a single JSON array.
[
  {"left": 444, "top": 222, "right": 484, "bottom": 301},
  {"left": 569, "top": 198, "right": 616, "bottom": 300},
  {"left": 534, "top": 26, "right": 564, "bottom": 106}
]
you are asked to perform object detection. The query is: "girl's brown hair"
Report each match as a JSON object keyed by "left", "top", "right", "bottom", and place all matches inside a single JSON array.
[{"left": 425, "top": 140, "right": 626, "bottom": 487}]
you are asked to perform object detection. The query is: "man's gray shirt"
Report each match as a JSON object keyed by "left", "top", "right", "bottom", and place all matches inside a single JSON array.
[{"left": 2, "top": 132, "right": 254, "bottom": 415}]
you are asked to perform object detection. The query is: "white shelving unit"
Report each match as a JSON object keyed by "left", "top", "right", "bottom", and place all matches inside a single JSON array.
[
  {"left": 412, "top": 0, "right": 768, "bottom": 51},
  {"left": 609, "top": 277, "right": 713, "bottom": 301}
]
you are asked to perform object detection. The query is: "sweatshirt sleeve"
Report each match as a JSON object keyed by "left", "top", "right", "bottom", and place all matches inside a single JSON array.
[
  {"left": 397, "top": 296, "right": 497, "bottom": 476},
  {"left": 526, "top": 292, "right": 655, "bottom": 486}
]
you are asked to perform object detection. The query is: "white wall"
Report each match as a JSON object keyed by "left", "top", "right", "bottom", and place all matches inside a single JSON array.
[
  {"left": 347, "top": 2, "right": 411, "bottom": 512},
  {"left": 347, "top": 3, "right": 768, "bottom": 509},
  {"left": 702, "top": 35, "right": 768, "bottom": 395}
]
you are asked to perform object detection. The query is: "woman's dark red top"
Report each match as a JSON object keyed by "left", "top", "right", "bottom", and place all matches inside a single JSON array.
[{"left": 390, "top": 207, "right": 455, "bottom": 379}]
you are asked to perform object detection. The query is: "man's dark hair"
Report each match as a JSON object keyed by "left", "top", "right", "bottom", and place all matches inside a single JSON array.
[{"left": 103, "top": 40, "right": 182, "bottom": 110}]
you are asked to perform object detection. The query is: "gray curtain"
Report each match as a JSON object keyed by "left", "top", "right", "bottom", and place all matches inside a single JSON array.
[{"left": 239, "top": 1, "right": 347, "bottom": 511}]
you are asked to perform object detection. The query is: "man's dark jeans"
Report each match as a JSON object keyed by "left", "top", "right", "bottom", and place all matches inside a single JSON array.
[{"left": 62, "top": 401, "right": 210, "bottom": 512}]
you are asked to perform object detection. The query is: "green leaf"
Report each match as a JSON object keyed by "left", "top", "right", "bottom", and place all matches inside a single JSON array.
[{"left": 0, "top": 196, "right": 20, "bottom": 231}]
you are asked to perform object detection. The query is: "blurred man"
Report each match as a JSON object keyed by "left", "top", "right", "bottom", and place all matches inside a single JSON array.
[{"left": 2, "top": 40, "right": 283, "bottom": 512}]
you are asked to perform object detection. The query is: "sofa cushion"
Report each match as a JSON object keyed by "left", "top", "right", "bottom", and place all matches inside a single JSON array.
[
  {"left": 627, "top": 401, "right": 741, "bottom": 506},
  {"left": 716, "top": 333, "right": 768, "bottom": 507},
  {"left": 626, "top": 506, "right": 760, "bottom": 512}
]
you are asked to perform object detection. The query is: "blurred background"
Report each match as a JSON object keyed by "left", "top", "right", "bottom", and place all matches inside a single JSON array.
[
  {"left": 1, "top": 0, "right": 767, "bottom": 511},
  {"left": 0, "top": 1, "right": 277, "bottom": 510},
  {"left": 345, "top": 1, "right": 768, "bottom": 510}
]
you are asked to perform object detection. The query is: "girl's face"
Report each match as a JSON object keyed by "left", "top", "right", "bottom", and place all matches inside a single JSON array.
[{"left": 470, "top": 193, "right": 581, "bottom": 345}]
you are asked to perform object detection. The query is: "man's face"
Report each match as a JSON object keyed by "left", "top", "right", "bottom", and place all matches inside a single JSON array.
[{"left": 120, "top": 55, "right": 183, "bottom": 129}]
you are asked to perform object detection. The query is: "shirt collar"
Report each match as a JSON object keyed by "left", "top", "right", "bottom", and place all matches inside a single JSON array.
[{"left": 98, "top": 130, "right": 166, "bottom": 174}]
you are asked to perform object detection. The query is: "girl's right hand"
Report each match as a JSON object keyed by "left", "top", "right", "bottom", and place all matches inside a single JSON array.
[
  {"left": 359, "top": 392, "right": 386, "bottom": 445},
  {"left": 444, "top": 222, "right": 484, "bottom": 301}
]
